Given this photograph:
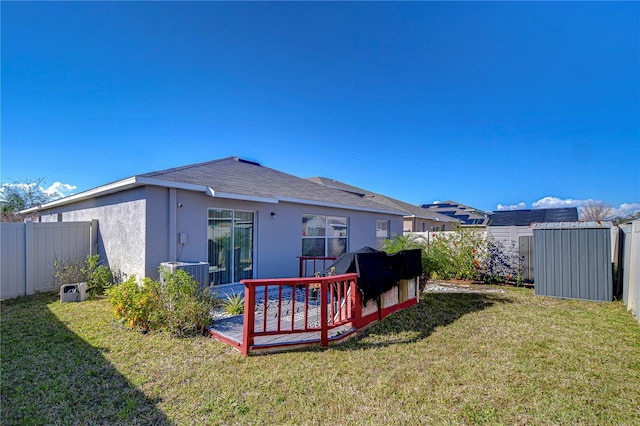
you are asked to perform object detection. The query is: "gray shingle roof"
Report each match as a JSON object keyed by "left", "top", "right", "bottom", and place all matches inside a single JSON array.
[
  {"left": 307, "top": 177, "right": 461, "bottom": 222},
  {"left": 140, "top": 157, "right": 404, "bottom": 214},
  {"left": 421, "top": 200, "right": 490, "bottom": 225}
]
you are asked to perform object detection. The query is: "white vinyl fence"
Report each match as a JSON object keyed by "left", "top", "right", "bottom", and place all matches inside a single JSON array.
[
  {"left": 620, "top": 220, "right": 640, "bottom": 323},
  {"left": 1, "top": 220, "right": 97, "bottom": 299}
]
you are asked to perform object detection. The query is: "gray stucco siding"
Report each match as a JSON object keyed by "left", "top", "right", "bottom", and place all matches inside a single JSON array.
[
  {"left": 165, "top": 191, "right": 403, "bottom": 280},
  {"left": 37, "top": 187, "right": 147, "bottom": 280},
  {"left": 37, "top": 184, "right": 403, "bottom": 283}
]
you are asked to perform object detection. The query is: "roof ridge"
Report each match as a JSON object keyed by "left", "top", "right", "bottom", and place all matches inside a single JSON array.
[{"left": 141, "top": 156, "right": 257, "bottom": 177}]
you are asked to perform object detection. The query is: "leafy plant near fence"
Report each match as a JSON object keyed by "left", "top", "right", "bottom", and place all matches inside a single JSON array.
[
  {"left": 481, "top": 239, "right": 524, "bottom": 285},
  {"left": 106, "top": 268, "right": 216, "bottom": 336},
  {"left": 422, "top": 228, "right": 485, "bottom": 280},
  {"left": 383, "top": 228, "right": 524, "bottom": 284},
  {"left": 53, "top": 254, "right": 114, "bottom": 296}
]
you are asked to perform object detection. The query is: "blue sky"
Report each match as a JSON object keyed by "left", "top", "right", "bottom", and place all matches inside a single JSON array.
[{"left": 2, "top": 2, "right": 639, "bottom": 215}]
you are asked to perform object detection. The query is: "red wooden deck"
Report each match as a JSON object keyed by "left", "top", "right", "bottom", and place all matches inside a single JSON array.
[{"left": 208, "top": 272, "right": 418, "bottom": 355}]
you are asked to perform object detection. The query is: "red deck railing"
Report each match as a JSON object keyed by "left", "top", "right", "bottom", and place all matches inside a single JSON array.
[
  {"left": 239, "top": 273, "right": 359, "bottom": 355},
  {"left": 297, "top": 256, "right": 338, "bottom": 278}
]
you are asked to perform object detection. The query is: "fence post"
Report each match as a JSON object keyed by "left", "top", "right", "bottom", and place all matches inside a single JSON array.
[
  {"left": 90, "top": 219, "right": 98, "bottom": 256},
  {"left": 320, "top": 278, "right": 329, "bottom": 347},
  {"left": 242, "top": 281, "right": 255, "bottom": 355},
  {"left": 24, "top": 221, "right": 34, "bottom": 296},
  {"left": 352, "top": 278, "right": 362, "bottom": 328}
]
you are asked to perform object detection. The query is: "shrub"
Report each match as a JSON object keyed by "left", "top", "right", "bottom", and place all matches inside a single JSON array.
[
  {"left": 480, "top": 239, "right": 522, "bottom": 284},
  {"left": 381, "top": 233, "right": 426, "bottom": 254},
  {"left": 84, "top": 255, "right": 113, "bottom": 296},
  {"left": 423, "top": 228, "right": 484, "bottom": 280},
  {"left": 156, "top": 268, "right": 216, "bottom": 337},
  {"left": 222, "top": 293, "right": 244, "bottom": 316},
  {"left": 106, "top": 276, "right": 160, "bottom": 330},
  {"left": 53, "top": 254, "right": 113, "bottom": 296}
]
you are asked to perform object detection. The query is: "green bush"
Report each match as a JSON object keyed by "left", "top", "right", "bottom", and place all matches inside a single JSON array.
[
  {"left": 423, "top": 228, "right": 484, "bottom": 280},
  {"left": 222, "top": 293, "right": 244, "bottom": 316},
  {"left": 155, "top": 268, "right": 216, "bottom": 336},
  {"left": 106, "top": 269, "right": 215, "bottom": 336},
  {"left": 106, "top": 276, "right": 160, "bottom": 330},
  {"left": 84, "top": 255, "right": 114, "bottom": 296},
  {"left": 53, "top": 254, "right": 113, "bottom": 296}
]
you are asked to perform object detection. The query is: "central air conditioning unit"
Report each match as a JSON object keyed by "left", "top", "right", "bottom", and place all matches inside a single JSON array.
[
  {"left": 60, "top": 282, "right": 89, "bottom": 303},
  {"left": 159, "top": 261, "right": 210, "bottom": 288}
]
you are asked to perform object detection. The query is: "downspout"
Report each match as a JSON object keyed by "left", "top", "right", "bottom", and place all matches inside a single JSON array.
[{"left": 169, "top": 188, "right": 177, "bottom": 262}]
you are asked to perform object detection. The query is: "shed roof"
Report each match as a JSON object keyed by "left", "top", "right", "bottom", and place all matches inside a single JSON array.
[
  {"left": 532, "top": 221, "right": 614, "bottom": 229},
  {"left": 489, "top": 208, "right": 579, "bottom": 226}
]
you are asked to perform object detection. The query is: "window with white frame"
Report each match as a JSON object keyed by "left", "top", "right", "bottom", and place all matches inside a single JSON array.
[
  {"left": 301, "top": 215, "right": 348, "bottom": 257},
  {"left": 376, "top": 219, "right": 390, "bottom": 249}
]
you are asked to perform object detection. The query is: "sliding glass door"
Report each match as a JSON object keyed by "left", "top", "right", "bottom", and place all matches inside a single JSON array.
[{"left": 208, "top": 209, "right": 254, "bottom": 285}]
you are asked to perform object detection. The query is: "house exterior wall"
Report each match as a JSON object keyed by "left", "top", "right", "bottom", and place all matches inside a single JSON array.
[
  {"left": 36, "top": 185, "right": 403, "bottom": 283},
  {"left": 37, "top": 188, "right": 147, "bottom": 280},
  {"left": 166, "top": 188, "right": 403, "bottom": 280},
  {"left": 403, "top": 218, "right": 456, "bottom": 233}
]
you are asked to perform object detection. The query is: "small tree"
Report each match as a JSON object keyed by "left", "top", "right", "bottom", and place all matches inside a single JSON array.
[
  {"left": 0, "top": 178, "right": 51, "bottom": 222},
  {"left": 580, "top": 201, "right": 614, "bottom": 221}
]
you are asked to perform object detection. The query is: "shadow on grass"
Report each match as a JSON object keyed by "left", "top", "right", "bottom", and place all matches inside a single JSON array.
[
  {"left": 1, "top": 293, "right": 171, "bottom": 425},
  {"left": 333, "top": 292, "right": 514, "bottom": 352}
]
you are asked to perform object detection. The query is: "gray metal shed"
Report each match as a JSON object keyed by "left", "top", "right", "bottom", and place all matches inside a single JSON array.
[{"left": 533, "top": 221, "right": 614, "bottom": 302}]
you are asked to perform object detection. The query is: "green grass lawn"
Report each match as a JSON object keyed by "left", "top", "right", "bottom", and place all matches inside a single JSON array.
[{"left": 2, "top": 286, "right": 639, "bottom": 425}]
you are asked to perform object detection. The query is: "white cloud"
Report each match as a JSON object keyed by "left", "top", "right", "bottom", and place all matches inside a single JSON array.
[
  {"left": 496, "top": 202, "right": 527, "bottom": 211},
  {"left": 612, "top": 203, "right": 640, "bottom": 218},
  {"left": 531, "top": 196, "right": 589, "bottom": 209},
  {"left": 531, "top": 196, "right": 640, "bottom": 219},
  {"left": 41, "top": 182, "right": 77, "bottom": 200}
]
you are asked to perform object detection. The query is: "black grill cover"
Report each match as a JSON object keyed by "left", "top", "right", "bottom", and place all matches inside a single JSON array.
[{"left": 324, "top": 247, "right": 422, "bottom": 303}]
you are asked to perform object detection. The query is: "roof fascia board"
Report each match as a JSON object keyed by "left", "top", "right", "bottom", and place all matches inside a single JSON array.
[
  {"left": 276, "top": 196, "right": 405, "bottom": 216},
  {"left": 21, "top": 177, "right": 139, "bottom": 213},
  {"left": 22, "top": 176, "right": 216, "bottom": 213},
  {"left": 135, "top": 177, "right": 212, "bottom": 194}
]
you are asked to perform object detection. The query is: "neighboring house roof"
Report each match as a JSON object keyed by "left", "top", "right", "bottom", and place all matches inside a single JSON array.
[
  {"left": 421, "top": 200, "right": 489, "bottom": 225},
  {"left": 488, "top": 208, "right": 579, "bottom": 226},
  {"left": 307, "top": 177, "right": 461, "bottom": 224},
  {"left": 24, "top": 157, "right": 405, "bottom": 215}
]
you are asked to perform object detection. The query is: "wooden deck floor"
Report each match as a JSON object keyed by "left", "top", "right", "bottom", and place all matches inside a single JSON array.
[{"left": 209, "top": 301, "right": 355, "bottom": 350}]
